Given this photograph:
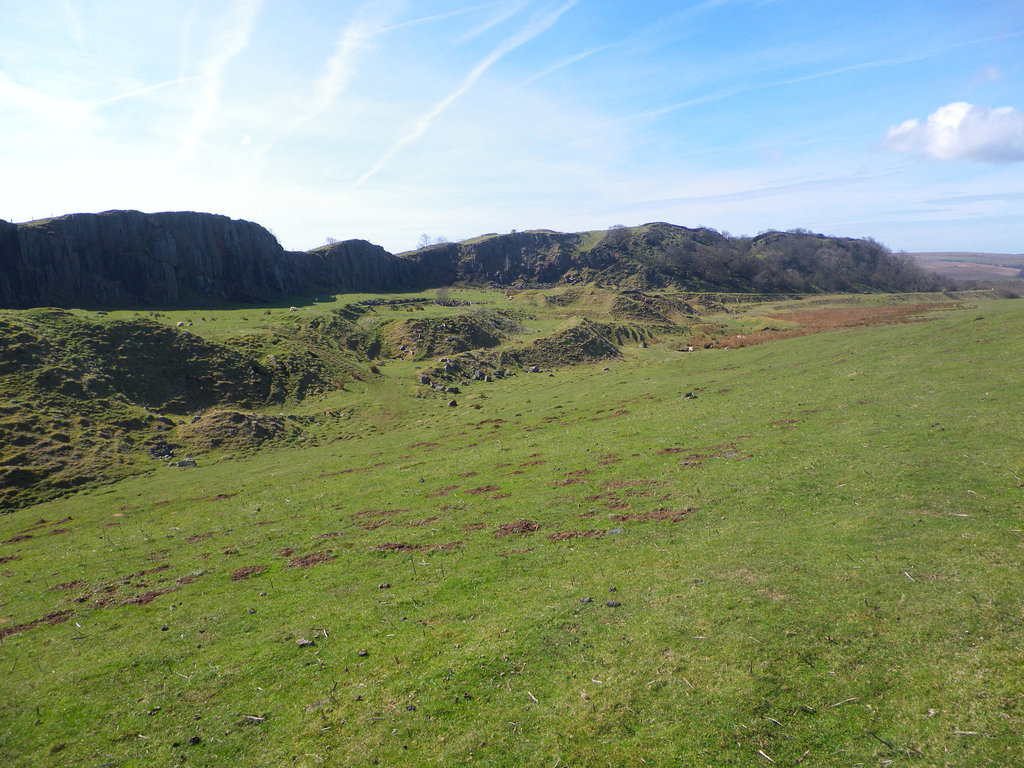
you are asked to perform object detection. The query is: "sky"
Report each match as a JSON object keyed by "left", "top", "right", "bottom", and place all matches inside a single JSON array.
[{"left": 1, "top": 0, "right": 1022, "bottom": 254}]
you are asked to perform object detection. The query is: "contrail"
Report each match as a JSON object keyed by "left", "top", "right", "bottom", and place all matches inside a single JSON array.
[{"left": 358, "top": 0, "right": 582, "bottom": 185}]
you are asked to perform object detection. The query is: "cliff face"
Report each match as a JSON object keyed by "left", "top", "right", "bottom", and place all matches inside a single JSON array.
[
  {"left": 0, "top": 210, "right": 425, "bottom": 308},
  {"left": 0, "top": 210, "right": 946, "bottom": 308},
  {"left": 402, "top": 230, "right": 590, "bottom": 285}
]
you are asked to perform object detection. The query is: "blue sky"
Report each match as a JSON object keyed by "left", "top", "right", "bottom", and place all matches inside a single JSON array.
[{"left": 2, "top": 0, "right": 1022, "bottom": 254}]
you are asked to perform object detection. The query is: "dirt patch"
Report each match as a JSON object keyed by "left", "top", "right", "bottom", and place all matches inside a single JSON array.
[
  {"left": 548, "top": 530, "right": 605, "bottom": 541},
  {"left": 186, "top": 532, "right": 213, "bottom": 544},
  {"left": 0, "top": 555, "right": 20, "bottom": 564},
  {"left": 125, "top": 589, "right": 171, "bottom": 605},
  {"left": 520, "top": 460, "right": 546, "bottom": 467},
  {"left": 312, "top": 532, "right": 342, "bottom": 540},
  {"left": 276, "top": 547, "right": 296, "bottom": 558},
  {"left": 407, "top": 516, "right": 443, "bottom": 527},
  {"left": 495, "top": 520, "right": 540, "bottom": 538},
  {"left": 49, "top": 579, "right": 86, "bottom": 591},
  {"left": 771, "top": 419, "right": 799, "bottom": 426},
  {"left": 490, "top": 493, "right": 512, "bottom": 500},
  {"left": 467, "top": 485, "right": 500, "bottom": 495},
  {"left": 604, "top": 479, "right": 665, "bottom": 490},
  {"left": 3, "top": 534, "right": 31, "bottom": 544},
  {"left": 590, "top": 409, "right": 630, "bottom": 422},
  {"left": 707, "top": 302, "right": 959, "bottom": 349},
  {"left": 289, "top": 551, "right": 335, "bottom": 568},
  {"left": 176, "top": 572, "right": 204, "bottom": 585},
  {"left": 353, "top": 509, "right": 405, "bottom": 519},
  {"left": 458, "top": 471, "right": 478, "bottom": 478},
  {"left": 596, "top": 454, "right": 621, "bottom": 466},
  {"left": 605, "top": 501, "right": 631, "bottom": 510},
  {"left": 0, "top": 610, "right": 74, "bottom": 640},
  {"left": 427, "top": 485, "right": 460, "bottom": 498},
  {"left": 611, "top": 508, "right": 696, "bottom": 523},
  {"left": 358, "top": 519, "right": 390, "bottom": 531},
  {"left": 375, "top": 541, "right": 463, "bottom": 553},
  {"left": 230, "top": 565, "right": 266, "bottom": 581}
]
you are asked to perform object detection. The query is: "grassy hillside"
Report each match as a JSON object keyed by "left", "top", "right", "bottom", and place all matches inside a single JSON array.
[{"left": 2, "top": 290, "right": 1023, "bottom": 766}]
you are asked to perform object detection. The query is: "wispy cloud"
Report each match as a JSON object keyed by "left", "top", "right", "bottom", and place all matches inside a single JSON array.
[
  {"left": 618, "top": 32, "right": 1024, "bottom": 126},
  {"left": 178, "top": 0, "right": 264, "bottom": 159},
  {"left": 456, "top": 1, "right": 532, "bottom": 43},
  {"left": 384, "top": 3, "right": 499, "bottom": 35},
  {"left": 520, "top": 43, "right": 618, "bottom": 86},
  {"left": 884, "top": 102, "right": 1024, "bottom": 163},
  {"left": 92, "top": 76, "right": 204, "bottom": 107},
  {"left": 298, "top": 0, "right": 399, "bottom": 127},
  {"left": 358, "top": 0, "right": 582, "bottom": 185}
]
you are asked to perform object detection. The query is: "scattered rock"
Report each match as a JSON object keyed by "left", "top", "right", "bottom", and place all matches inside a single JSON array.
[
  {"left": 579, "top": 597, "right": 593, "bottom": 603},
  {"left": 358, "top": 649, "right": 368, "bottom": 657},
  {"left": 448, "top": 400, "right": 458, "bottom": 407},
  {"left": 606, "top": 600, "right": 621, "bottom": 607},
  {"left": 297, "top": 637, "right": 315, "bottom": 647},
  {"left": 379, "top": 582, "right": 391, "bottom": 589}
]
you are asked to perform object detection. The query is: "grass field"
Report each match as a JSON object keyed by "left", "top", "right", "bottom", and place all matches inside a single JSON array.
[{"left": 2, "top": 290, "right": 1023, "bottom": 766}]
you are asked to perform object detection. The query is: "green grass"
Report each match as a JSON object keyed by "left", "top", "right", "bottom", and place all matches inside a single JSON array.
[{"left": 2, "top": 294, "right": 1023, "bottom": 765}]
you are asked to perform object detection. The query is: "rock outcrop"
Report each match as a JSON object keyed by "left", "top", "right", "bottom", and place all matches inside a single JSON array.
[{"left": 0, "top": 210, "right": 424, "bottom": 308}]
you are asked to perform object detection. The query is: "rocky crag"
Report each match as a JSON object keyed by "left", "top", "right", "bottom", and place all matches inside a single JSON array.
[
  {"left": 0, "top": 211, "right": 421, "bottom": 308},
  {"left": 0, "top": 211, "right": 947, "bottom": 309}
]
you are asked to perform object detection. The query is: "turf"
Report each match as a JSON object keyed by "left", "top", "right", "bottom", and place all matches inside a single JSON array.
[{"left": 1, "top": 292, "right": 1023, "bottom": 766}]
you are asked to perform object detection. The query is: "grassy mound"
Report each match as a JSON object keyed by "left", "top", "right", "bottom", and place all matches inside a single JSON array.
[{"left": 175, "top": 410, "right": 303, "bottom": 452}]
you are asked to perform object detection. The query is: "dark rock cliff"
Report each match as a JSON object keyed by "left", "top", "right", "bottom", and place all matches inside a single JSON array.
[{"left": 0, "top": 210, "right": 425, "bottom": 308}]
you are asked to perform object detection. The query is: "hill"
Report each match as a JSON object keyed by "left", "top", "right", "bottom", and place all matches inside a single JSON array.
[{"left": 0, "top": 212, "right": 946, "bottom": 308}]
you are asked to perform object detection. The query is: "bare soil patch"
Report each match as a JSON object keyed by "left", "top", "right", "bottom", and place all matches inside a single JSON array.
[
  {"left": 49, "top": 580, "right": 86, "bottom": 591},
  {"left": 427, "top": 485, "right": 460, "bottom": 498},
  {"left": 463, "top": 523, "right": 487, "bottom": 532},
  {"left": 0, "top": 610, "right": 73, "bottom": 640},
  {"left": 186, "top": 532, "right": 213, "bottom": 544},
  {"left": 467, "top": 485, "right": 500, "bottom": 494},
  {"left": 709, "top": 302, "right": 959, "bottom": 349},
  {"left": 495, "top": 520, "right": 540, "bottom": 538},
  {"left": 289, "top": 551, "right": 335, "bottom": 568},
  {"left": 231, "top": 565, "right": 266, "bottom": 581},
  {"left": 125, "top": 589, "right": 171, "bottom": 605},
  {"left": 375, "top": 541, "right": 463, "bottom": 553}
]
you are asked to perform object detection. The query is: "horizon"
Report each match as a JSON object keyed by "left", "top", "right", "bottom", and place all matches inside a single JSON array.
[{"left": 2, "top": 1, "right": 1022, "bottom": 254}]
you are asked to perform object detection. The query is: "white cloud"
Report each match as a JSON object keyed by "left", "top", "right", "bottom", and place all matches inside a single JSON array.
[{"left": 884, "top": 102, "right": 1024, "bottom": 163}]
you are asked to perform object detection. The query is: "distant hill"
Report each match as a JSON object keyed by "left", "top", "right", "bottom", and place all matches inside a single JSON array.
[
  {"left": 0, "top": 211, "right": 946, "bottom": 308},
  {"left": 909, "top": 252, "right": 1024, "bottom": 281}
]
